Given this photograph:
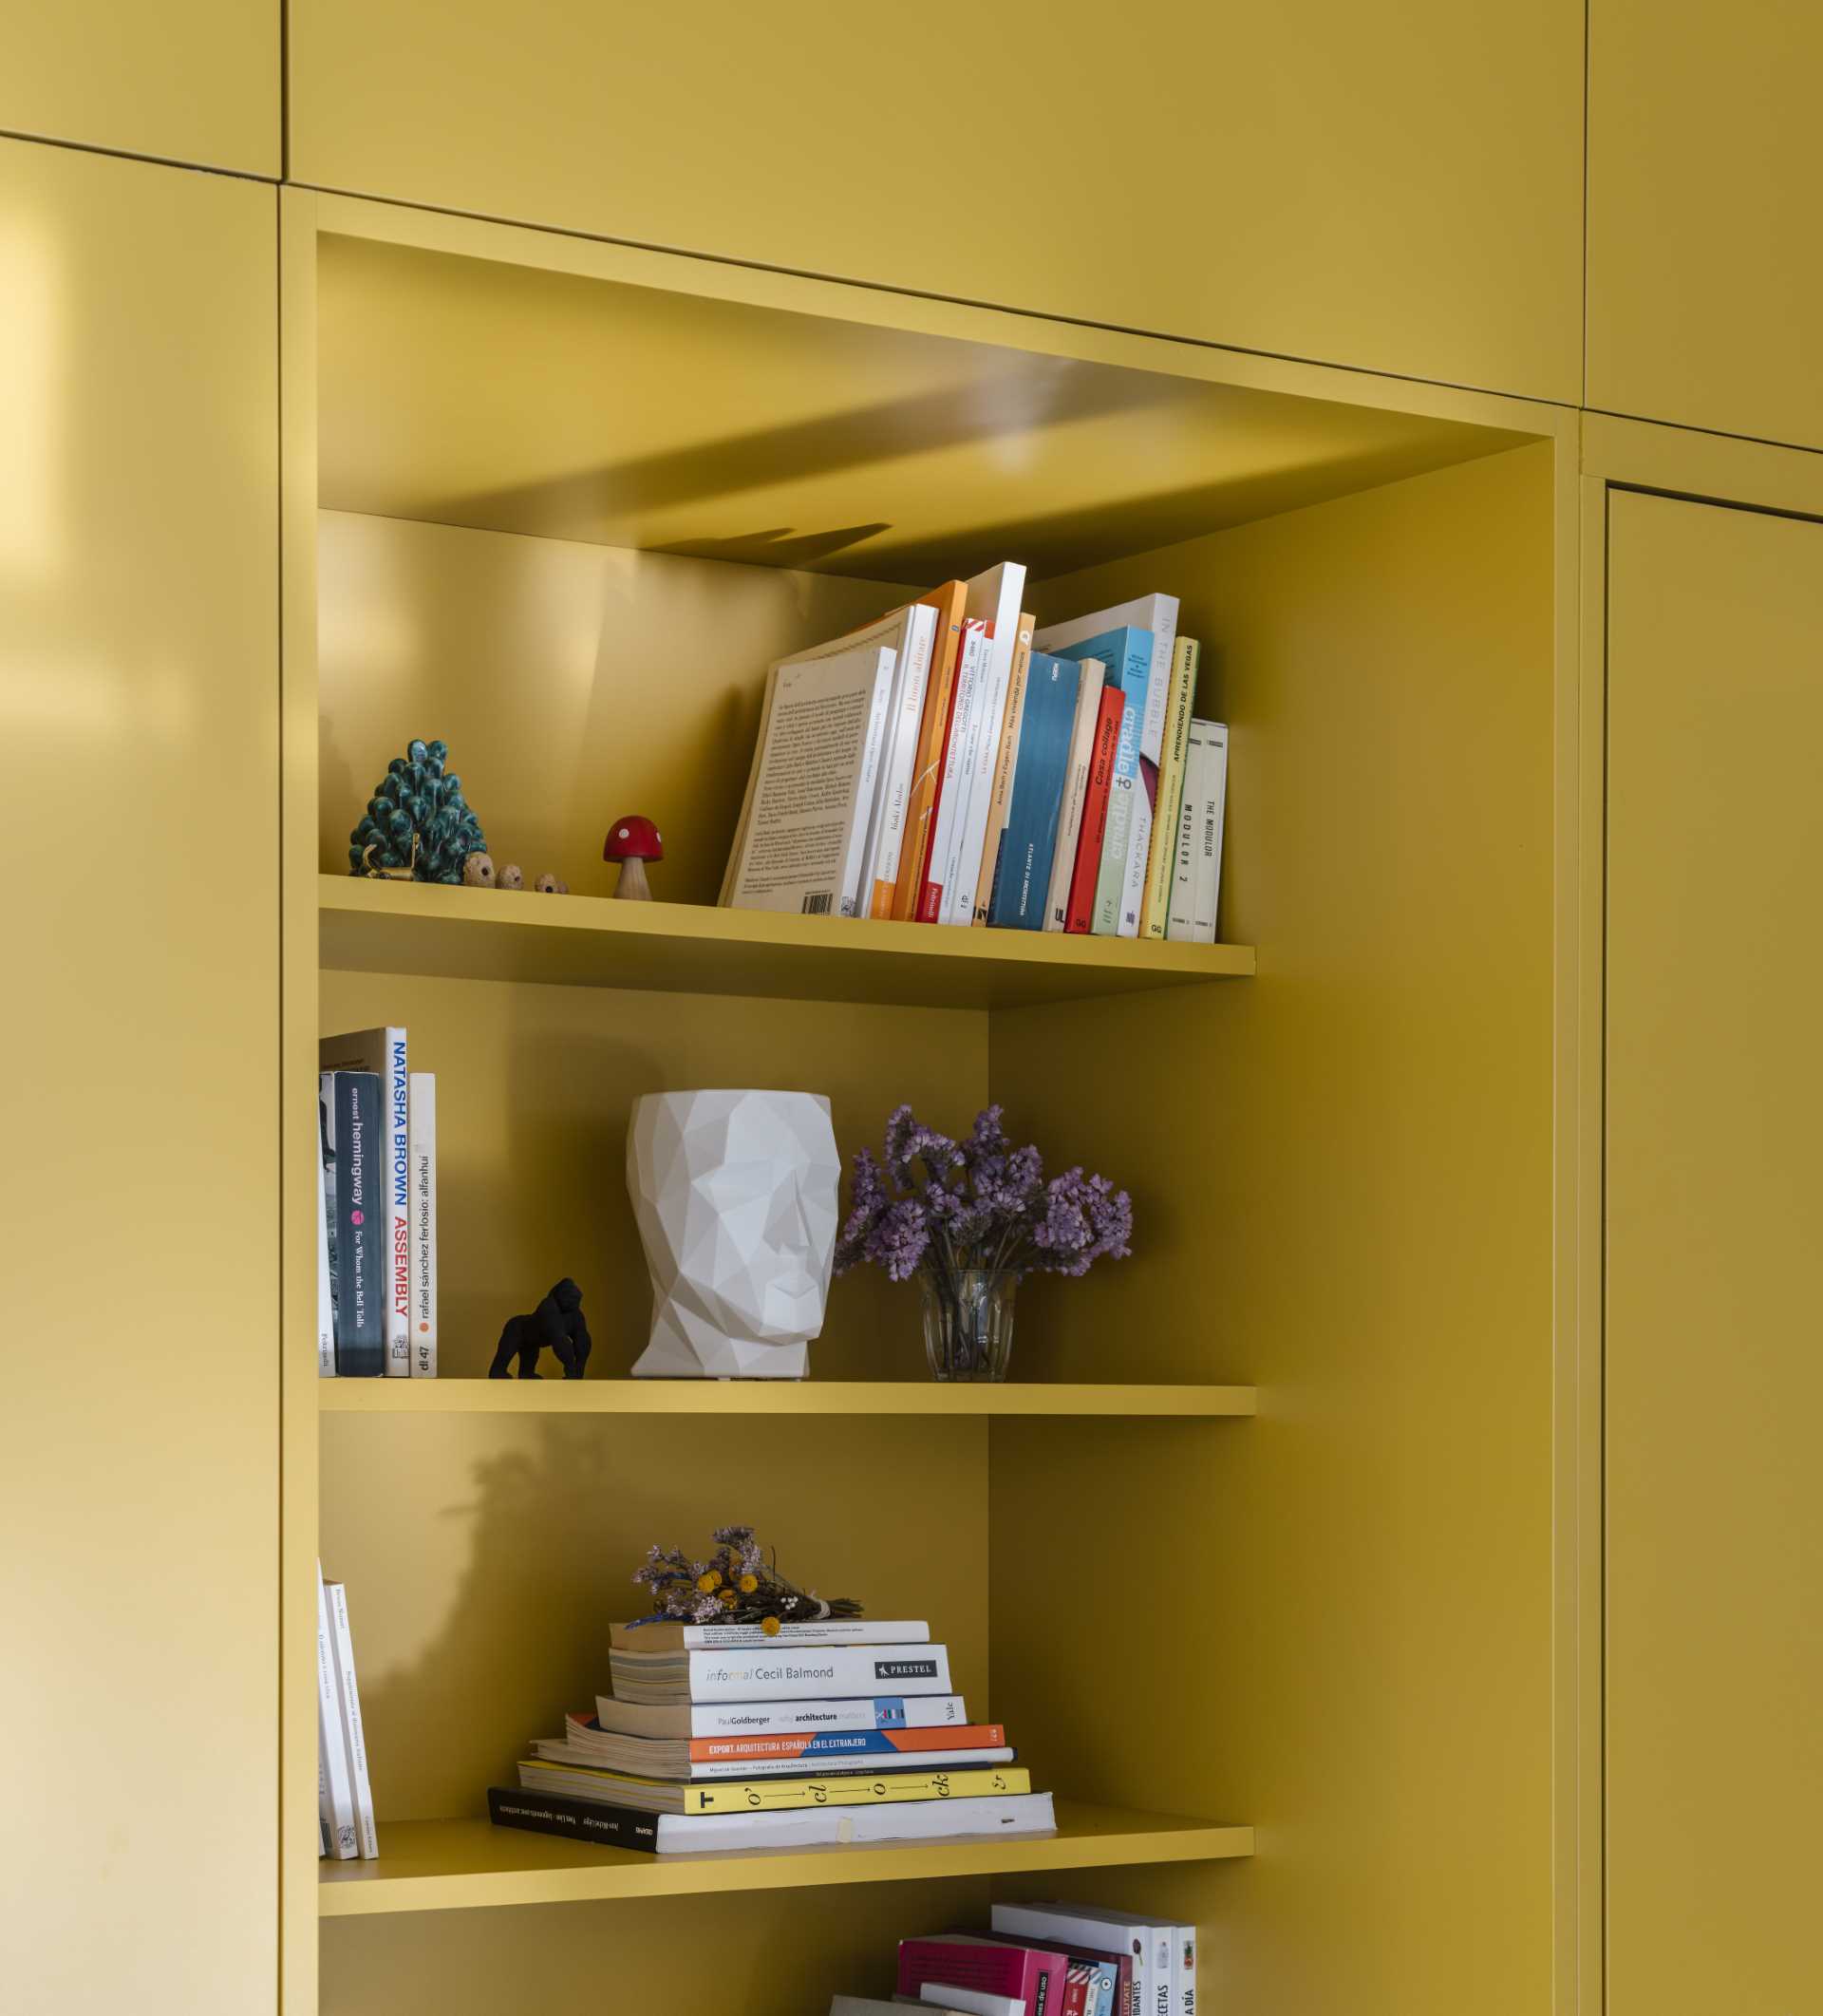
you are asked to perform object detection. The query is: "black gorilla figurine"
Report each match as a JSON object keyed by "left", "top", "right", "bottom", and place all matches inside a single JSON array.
[{"left": 488, "top": 1277, "right": 592, "bottom": 1380}]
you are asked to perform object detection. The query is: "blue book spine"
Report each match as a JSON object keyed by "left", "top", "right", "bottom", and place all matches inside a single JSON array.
[
  {"left": 987, "top": 652, "right": 1081, "bottom": 929},
  {"left": 331, "top": 1070, "right": 386, "bottom": 1375},
  {"left": 1048, "top": 627, "right": 1152, "bottom": 933}
]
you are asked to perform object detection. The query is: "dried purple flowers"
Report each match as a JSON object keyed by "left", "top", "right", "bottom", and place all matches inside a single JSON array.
[
  {"left": 835, "top": 1103, "right": 1134, "bottom": 1284},
  {"left": 630, "top": 1524, "right": 862, "bottom": 1634}
]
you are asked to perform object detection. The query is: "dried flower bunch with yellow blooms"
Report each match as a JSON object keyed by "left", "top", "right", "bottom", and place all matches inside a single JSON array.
[{"left": 630, "top": 1523, "right": 863, "bottom": 1635}]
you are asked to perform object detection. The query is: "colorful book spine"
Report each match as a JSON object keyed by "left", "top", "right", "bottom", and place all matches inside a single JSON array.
[
  {"left": 987, "top": 650, "right": 1081, "bottom": 930},
  {"left": 325, "top": 1577, "right": 379, "bottom": 1857},
  {"left": 1065, "top": 690, "right": 1125, "bottom": 934},
  {"left": 1051, "top": 629, "right": 1153, "bottom": 933},
  {"left": 407, "top": 1072, "right": 436, "bottom": 1376},
  {"left": 964, "top": 612, "right": 1035, "bottom": 925},
  {"left": 942, "top": 563, "right": 1027, "bottom": 925},
  {"left": 899, "top": 1935, "right": 1065, "bottom": 2016},
  {"left": 893, "top": 582, "right": 968, "bottom": 920},
  {"left": 319, "top": 1029, "right": 410, "bottom": 1373},
  {"left": 917, "top": 620, "right": 987, "bottom": 922},
  {"left": 323, "top": 1071, "right": 385, "bottom": 1376},
  {"left": 1045, "top": 659, "right": 1106, "bottom": 931},
  {"left": 992, "top": 1906, "right": 1148, "bottom": 2016},
  {"left": 1141, "top": 635, "right": 1200, "bottom": 938},
  {"left": 522, "top": 1758, "right": 1028, "bottom": 1814},
  {"left": 685, "top": 1723, "right": 1005, "bottom": 1762}
]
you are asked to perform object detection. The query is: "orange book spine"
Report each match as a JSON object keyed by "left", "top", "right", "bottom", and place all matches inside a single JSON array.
[
  {"left": 892, "top": 580, "right": 968, "bottom": 920},
  {"left": 1066, "top": 689, "right": 1125, "bottom": 934}
]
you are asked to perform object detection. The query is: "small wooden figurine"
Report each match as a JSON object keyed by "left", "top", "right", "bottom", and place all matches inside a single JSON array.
[
  {"left": 604, "top": 815, "right": 663, "bottom": 900},
  {"left": 461, "top": 852, "right": 496, "bottom": 887},
  {"left": 488, "top": 1277, "right": 592, "bottom": 1380},
  {"left": 498, "top": 863, "right": 524, "bottom": 891},
  {"left": 535, "top": 873, "right": 570, "bottom": 895}
]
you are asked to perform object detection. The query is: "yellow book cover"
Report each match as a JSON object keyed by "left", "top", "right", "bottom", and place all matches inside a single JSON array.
[
  {"left": 1142, "top": 635, "right": 1200, "bottom": 938},
  {"left": 971, "top": 612, "right": 1035, "bottom": 925},
  {"left": 891, "top": 579, "right": 968, "bottom": 920},
  {"left": 519, "top": 1757, "right": 1029, "bottom": 1815}
]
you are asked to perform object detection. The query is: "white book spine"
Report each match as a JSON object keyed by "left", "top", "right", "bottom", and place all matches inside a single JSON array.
[
  {"left": 597, "top": 1692, "right": 970, "bottom": 1737},
  {"left": 839, "top": 647, "right": 898, "bottom": 916},
  {"left": 314, "top": 1122, "right": 335, "bottom": 1377},
  {"left": 326, "top": 1578, "right": 380, "bottom": 1857},
  {"left": 867, "top": 606, "right": 937, "bottom": 914},
  {"left": 922, "top": 622, "right": 986, "bottom": 919},
  {"left": 1046, "top": 662, "right": 1106, "bottom": 930},
  {"left": 1172, "top": 1925, "right": 1196, "bottom": 2016},
  {"left": 408, "top": 1072, "right": 437, "bottom": 1376},
  {"left": 1165, "top": 729, "right": 1211, "bottom": 943},
  {"left": 315, "top": 1566, "right": 359, "bottom": 1859},
  {"left": 1190, "top": 721, "right": 1229, "bottom": 943},
  {"left": 945, "top": 615, "right": 1026, "bottom": 925},
  {"left": 687, "top": 1644, "right": 951, "bottom": 1703},
  {"left": 621, "top": 1618, "right": 930, "bottom": 1649},
  {"left": 655, "top": 1789, "right": 1052, "bottom": 1854}
]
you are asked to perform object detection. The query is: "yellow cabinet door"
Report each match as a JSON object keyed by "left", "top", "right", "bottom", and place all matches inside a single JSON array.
[
  {"left": 289, "top": 0, "right": 1583, "bottom": 404},
  {"left": 1, "top": 0, "right": 278, "bottom": 177},
  {"left": 1606, "top": 489, "right": 1823, "bottom": 2015},
  {"left": 1589, "top": 0, "right": 1823, "bottom": 450},
  {"left": 0, "top": 140, "right": 278, "bottom": 2010}
]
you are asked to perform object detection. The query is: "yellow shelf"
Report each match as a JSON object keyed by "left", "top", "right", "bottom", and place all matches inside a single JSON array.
[
  {"left": 318, "top": 1380, "right": 1256, "bottom": 1418},
  {"left": 319, "top": 876, "right": 1255, "bottom": 1009},
  {"left": 318, "top": 1803, "right": 1253, "bottom": 1916}
]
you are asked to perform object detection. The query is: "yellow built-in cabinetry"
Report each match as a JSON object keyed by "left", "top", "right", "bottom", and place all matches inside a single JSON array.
[
  {"left": 0, "top": 139, "right": 279, "bottom": 2008},
  {"left": 1604, "top": 486, "right": 1823, "bottom": 2016},
  {"left": 0, "top": 0, "right": 278, "bottom": 176},
  {"left": 286, "top": 0, "right": 1585, "bottom": 404},
  {"left": 1588, "top": 0, "right": 1823, "bottom": 450},
  {"left": 273, "top": 191, "right": 1570, "bottom": 2016}
]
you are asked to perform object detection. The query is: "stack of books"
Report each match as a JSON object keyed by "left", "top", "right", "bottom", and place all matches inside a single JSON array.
[
  {"left": 832, "top": 1900, "right": 1198, "bottom": 2016},
  {"left": 315, "top": 1561, "right": 379, "bottom": 1861},
  {"left": 720, "top": 569, "right": 1228, "bottom": 946},
  {"left": 317, "top": 1025, "right": 437, "bottom": 1377},
  {"left": 488, "top": 1616, "right": 1053, "bottom": 1856}
]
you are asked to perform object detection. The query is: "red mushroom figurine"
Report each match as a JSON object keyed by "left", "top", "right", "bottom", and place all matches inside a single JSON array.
[{"left": 603, "top": 815, "right": 663, "bottom": 900}]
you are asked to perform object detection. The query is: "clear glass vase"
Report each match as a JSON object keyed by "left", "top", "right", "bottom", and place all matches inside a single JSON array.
[{"left": 919, "top": 1267, "right": 1019, "bottom": 1382}]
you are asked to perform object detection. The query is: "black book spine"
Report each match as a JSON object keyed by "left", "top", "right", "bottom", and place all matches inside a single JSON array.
[
  {"left": 334, "top": 1071, "right": 386, "bottom": 1376},
  {"left": 487, "top": 1785, "right": 660, "bottom": 1854}
]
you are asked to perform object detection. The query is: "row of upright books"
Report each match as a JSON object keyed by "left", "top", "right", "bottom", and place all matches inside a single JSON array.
[
  {"left": 834, "top": 1900, "right": 1197, "bottom": 2016},
  {"left": 317, "top": 1025, "right": 438, "bottom": 1376},
  {"left": 315, "top": 1563, "right": 379, "bottom": 1860},
  {"left": 488, "top": 1614, "right": 1052, "bottom": 1856},
  {"left": 720, "top": 568, "right": 1228, "bottom": 943}
]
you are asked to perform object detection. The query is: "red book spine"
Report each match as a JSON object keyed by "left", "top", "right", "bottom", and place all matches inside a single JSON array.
[
  {"left": 1065, "top": 688, "right": 1125, "bottom": 933},
  {"left": 899, "top": 1940, "right": 1043, "bottom": 2010},
  {"left": 1062, "top": 1965, "right": 1091, "bottom": 2016}
]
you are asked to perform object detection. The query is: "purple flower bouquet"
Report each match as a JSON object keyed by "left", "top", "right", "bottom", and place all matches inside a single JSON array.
[{"left": 835, "top": 1104, "right": 1133, "bottom": 1380}]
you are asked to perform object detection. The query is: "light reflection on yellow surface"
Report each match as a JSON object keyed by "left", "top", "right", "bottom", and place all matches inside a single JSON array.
[{"left": 0, "top": 209, "right": 65, "bottom": 582}]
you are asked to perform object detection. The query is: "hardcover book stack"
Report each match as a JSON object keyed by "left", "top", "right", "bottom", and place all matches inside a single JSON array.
[
  {"left": 488, "top": 1616, "right": 1053, "bottom": 1856},
  {"left": 721, "top": 569, "right": 1228, "bottom": 946},
  {"left": 831, "top": 1900, "right": 1198, "bottom": 2016},
  {"left": 317, "top": 1025, "right": 437, "bottom": 1377}
]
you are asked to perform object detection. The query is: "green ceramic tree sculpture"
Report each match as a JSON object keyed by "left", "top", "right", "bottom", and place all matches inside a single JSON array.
[{"left": 348, "top": 738, "right": 487, "bottom": 883}]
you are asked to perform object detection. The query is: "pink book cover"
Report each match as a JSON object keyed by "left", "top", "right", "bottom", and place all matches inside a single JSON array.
[{"left": 899, "top": 1933, "right": 1067, "bottom": 2016}]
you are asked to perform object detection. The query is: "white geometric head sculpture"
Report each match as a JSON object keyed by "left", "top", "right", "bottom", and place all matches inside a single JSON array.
[{"left": 627, "top": 1089, "right": 841, "bottom": 1379}]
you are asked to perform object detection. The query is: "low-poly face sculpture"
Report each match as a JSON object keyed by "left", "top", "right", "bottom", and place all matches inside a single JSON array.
[{"left": 627, "top": 1089, "right": 840, "bottom": 1378}]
